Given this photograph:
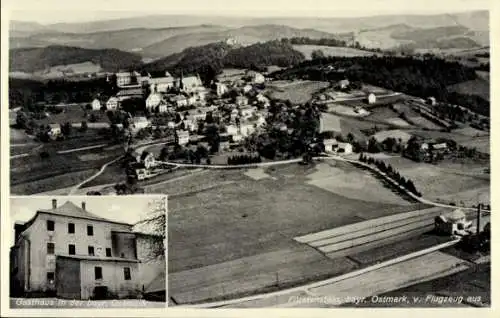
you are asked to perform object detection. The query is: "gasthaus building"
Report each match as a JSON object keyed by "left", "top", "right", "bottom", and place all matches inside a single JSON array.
[{"left": 10, "top": 199, "right": 165, "bottom": 300}]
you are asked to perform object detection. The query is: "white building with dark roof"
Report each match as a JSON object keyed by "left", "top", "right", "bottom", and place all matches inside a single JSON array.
[{"left": 10, "top": 200, "right": 141, "bottom": 299}]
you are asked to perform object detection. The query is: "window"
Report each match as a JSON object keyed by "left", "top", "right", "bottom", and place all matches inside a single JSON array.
[
  {"left": 47, "top": 220, "right": 55, "bottom": 231},
  {"left": 94, "top": 266, "right": 102, "bottom": 280},
  {"left": 105, "top": 248, "right": 112, "bottom": 257},
  {"left": 47, "top": 272, "right": 55, "bottom": 283},
  {"left": 87, "top": 225, "right": 93, "bottom": 236},
  {"left": 47, "top": 243, "right": 55, "bottom": 255},
  {"left": 88, "top": 246, "right": 95, "bottom": 256},
  {"left": 68, "top": 244, "right": 75, "bottom": 255},
  {"left": 68, "top": 223, "right": 75, "bottom": 234},
  {"left": 124, "top": 267, "right": 131, "bottom": 280}
]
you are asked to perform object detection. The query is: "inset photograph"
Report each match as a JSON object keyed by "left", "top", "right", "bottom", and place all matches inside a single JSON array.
[{"left": 9, "top": 195, "right": 166, "bottom": 308}]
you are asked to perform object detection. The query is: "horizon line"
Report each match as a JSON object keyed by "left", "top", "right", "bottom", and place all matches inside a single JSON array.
[{"left": 10, "top": 8, "right": 488, "bottom": 26}]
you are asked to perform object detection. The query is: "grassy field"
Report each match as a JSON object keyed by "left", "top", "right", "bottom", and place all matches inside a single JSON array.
[
  {"left": 265, "top": 80, "right": 330, "bottom": 104},
  {"left": 10, "top": 139, "right": 123, "bottom": 194},
  {"left": 447, "top": 78, "right": 490, "bottom": 101},
  {"left": 372, "top": 129, "right": 413, "bottom": 143},
  {"left": 367, "top": 107, "right": 411, "bottom": 127},
  {"left": 10, "top": 169, "right": 98, "bottom": 195},
  {"left": 306, "top": 161, "right": 411, "bottom": 205},
  {"left": 293, "top": 45, "right": 378, "bottom": 59},
  {"left": 167, "top": 162, "right": 429, "bottom": 303},
  {"left": 380, "top": 156, "right": 489, "bottom": 205}
]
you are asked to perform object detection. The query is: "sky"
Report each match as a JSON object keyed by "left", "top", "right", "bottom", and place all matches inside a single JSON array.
[
  {"left": 4, "top": 0, "right": 491, "bottom": 24},
  {"left": 9, "top": 196, "right": 166, "bottom": 245}
]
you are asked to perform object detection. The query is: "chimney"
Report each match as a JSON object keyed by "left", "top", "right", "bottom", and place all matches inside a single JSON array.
[
  {"left": 82, "top": 202, "right": 86, "bottom": 211},
  {"left": 52, "top": 199, "right": 57, "bottom": 209},
  {"left": 476, "top": 204, "right": 481, "bottom": 234}
]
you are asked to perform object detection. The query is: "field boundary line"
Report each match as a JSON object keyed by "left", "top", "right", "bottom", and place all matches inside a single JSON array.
[{"left": 179, "top": 239, "right": 460, "bottom": 308}]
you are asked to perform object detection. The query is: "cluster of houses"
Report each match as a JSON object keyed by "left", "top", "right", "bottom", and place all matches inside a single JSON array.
[{"left": 90, "top": 68, "right": 272, "bottom": 179}]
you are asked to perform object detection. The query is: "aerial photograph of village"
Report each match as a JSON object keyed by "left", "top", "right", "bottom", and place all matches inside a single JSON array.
[{"left": 7, "top": 0, "right": 490, "bottom": 309}]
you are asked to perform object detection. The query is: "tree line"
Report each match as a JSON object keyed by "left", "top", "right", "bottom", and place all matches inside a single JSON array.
[
  {"left": 358, "top": 153, "right": 422, "bottom": 197},
  {"left": 227, "top": 154, "right": 262, "bottom": 165}
]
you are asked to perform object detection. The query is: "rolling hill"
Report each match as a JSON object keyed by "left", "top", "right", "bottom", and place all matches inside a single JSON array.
[
  {"left": 9, "top": 45, "right": 143, "bottom": 73},
  {"left": 141, "top": 24, "right": 340, "bottom": 57},
  {"left": 10, "top": 25, "right": 230, "bottom": 54},
  {"left": 142, "top": 40, "right": 305, "bottom": 76},
  {"left": 11, "top": 11, "right": 488, "bottom": 34},
  {"left": 10, "top": 10, "right": 488, "bottom": 55}
]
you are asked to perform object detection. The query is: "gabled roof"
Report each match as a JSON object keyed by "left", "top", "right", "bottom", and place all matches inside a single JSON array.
[
  {"left": 38, "top": 201, "right": 113, "bottom": 223},
  {"left": 117, "top": 88, "right": 144, "bottom": 97}
]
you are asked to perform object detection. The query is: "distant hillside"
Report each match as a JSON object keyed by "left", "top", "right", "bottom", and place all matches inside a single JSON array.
[
  {"left": 398, "top": 37, "right": 480, "bottom": 51},
  {"left": 141, "top": 24, "right": 338, "bottom": 57},
  {"left": 12, "top": 10, "right": 488, "bottom": 34},
  {"left": 13, "top": 25, "right": 230, "bottom": 53},
  {"left": 9, "top": 45, "right": 143, "bottom": 73},
  {"left": 143, "top": 40, "right": 305, "bottom": 77},
  {"left": 391, "top": 25, "right": 470, "bottom": 42}
]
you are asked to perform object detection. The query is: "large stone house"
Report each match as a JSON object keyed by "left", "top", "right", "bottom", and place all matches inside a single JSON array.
[{"left": 10, "top": 199, "right": 165, "bottom": 300}]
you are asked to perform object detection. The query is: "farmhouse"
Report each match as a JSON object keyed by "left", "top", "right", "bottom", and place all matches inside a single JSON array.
[
  {"left": 172, "top": 95, "right": 188, "bottom": 107},
  {"left": 157, "top": 104, "right": 168, "bottom": 113},
  {"left": 256, "top": 93, "right": 270, "bottom": 107},
  {"left": 182, "top": 119, "right": 196, "bottom": 132},
  {"left": 91, "top": 99, "right": 102, "bottom": 111},
  {"left": 47, "top": 124, "right": 62, "bottom": 139},
  {"left": 246, "top": 70, "right": 265, "bottom": 84},
  {"left": 323, "top": 139, "right": 338, "bottom": 152},
  {"left": 149, "top": 74, "right": 176, "bottom": 93},
  {"left": 240, "top": 106, "right": 257, "bottom": 119},
  {"left": 432, "top": 142, "right": 448, "bottom": 152},
  {"left": 434, "top": 209, "right": 472, "bottom": 236},
  {"left": 131, "top": 117, "right": 150, "bottom": 131},
  {"left": 243, "top": 84, "right": 253, "bottom": 94},
  {"left": 176, "top": 130, "right": 190, "bottom": 146},
  {"left": 116, "top": 88, "right": 144, "bottom": 101},
  {"left": 106, "top": 97, "right": 119, "bottom": 110},
  {"left": 10, "top": 199, "right": 164, "bottom": 300},
  {"left": 116, "top": 71, "right": 141, "bottom": 88},
  {"left": 337, "top": 79, "right": 350, "bottom": 89},
  {"left": 215, "top": 82, "right": 229, "bottom": 97},
  {"left": 236, "top": 95, "right": 248, "bottom": 106},
  {"left": 337, "top": 142, "right": 353, "bottom": 154},
  {"left": 146, "top": 92, "right": 163, "bottom": 110},
  {"left": 366, "top": 93, "right": 377, "bottom": 105},
  {"left": 180, "top": 75, "right": 203, "bottom": 93},
  {"left": 138, "top": 151, "right": 156, "bottom": 169}
]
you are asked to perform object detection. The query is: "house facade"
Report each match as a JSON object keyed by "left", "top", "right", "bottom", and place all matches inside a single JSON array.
[
  {"left": 176, "top": 130, "right": 190, "bottom": 145},
  {"left": 131, "top": 117, "right": 151, "bottom": 131},
  {"left": 116, "top": 71, "right": 141, "bottom": 88},
  {"left": 146, "top": 92, "right": 163, "bottom": 110},
  {"left": 106, "top": 97, "right": 119, "bottom": 110},
  {"left": 180, "top": 75, "right": 203, "bottom": 93},
  {"left": 91, "top": 99, "right": 102, "bottom": 111},
  {"left": 367, "top": 93, "right": 377, "bottom": 105},
  {"left": 149, "top": 76, "right": 175, "bottom": 93},
  {"left": 47, "top": 124, "right": 62, "bottom": 139},
  {"left": 10, "top": 200, "right": 148, "bottom": 300},
  {"left": 216, "top": 82, "right": 229, "bottom": 97}
]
